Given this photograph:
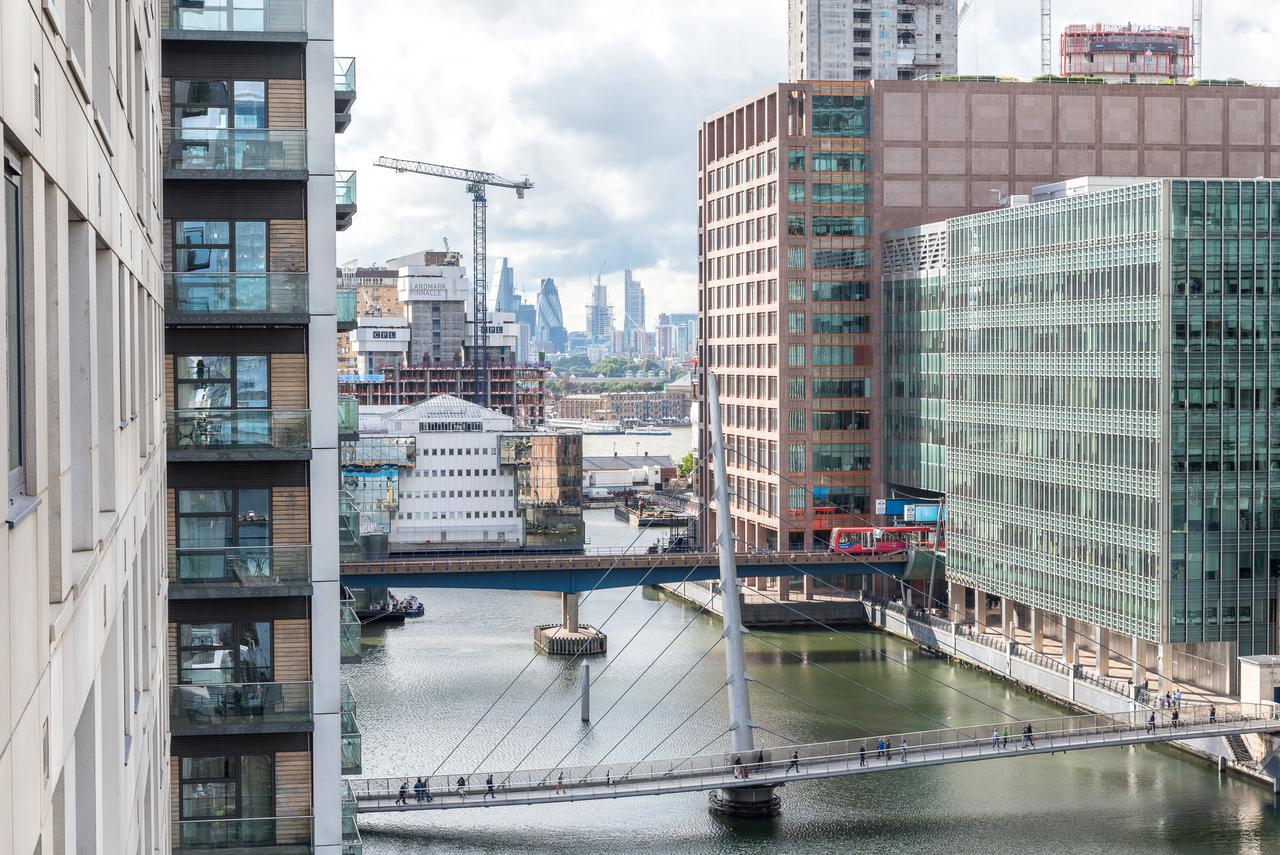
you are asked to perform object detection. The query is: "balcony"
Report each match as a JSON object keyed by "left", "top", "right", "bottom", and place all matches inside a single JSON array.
[
  {"left": 175, "top": 816, "right": 313, "bottom": 855},
  {"left": 165, "top": 272, "right": 310, "bottom": 324},
  {"left": 167, "top": 409, "right": 312, "bottom": 462},
  {"left": 338, "top": 395, "right": 359, "bottom": 440},
  {"left": 340, "top": 601, "right": 362, "bottom": 663},
  {"left": 168, "top": 545, "right": 312, "bottom": 599},
  {"left": 341, "top": 782, "right": 363, "bottom": 855},
  {"left": 337, "top": 287, "right": 357, "bottom": 332},
  {"left": 335, "top": 57, "right": 357, "bottom": 133},
  {"left": 341, "top": 682, "right": 363, "bottom": 775},
  {"left": 336, "top": 171, "right": 357, "bottom": 231},
  {"left": 170, "top": 681, "right": 313, "bottom": 735},
  {"left": 163, "top": 0, "right": 307, "bottom": 42},
  {"left": 165, "top": 128, "right": 307, "bottom": 179}
]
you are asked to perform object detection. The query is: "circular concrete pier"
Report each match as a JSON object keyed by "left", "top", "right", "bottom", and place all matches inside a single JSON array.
[{"left": 533, "top": 623, "right": 607, "bottom": 655}]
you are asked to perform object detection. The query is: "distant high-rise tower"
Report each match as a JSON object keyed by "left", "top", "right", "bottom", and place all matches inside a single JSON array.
[
  {"left": 537, "top": 277, "right": 568, "bottom": 353},
  {"left": 623, "top": 268, "right": 646, "bottom": 350},
  {"left": 788, "top": 0, "right": 958, "bottom": 82},
  {"left": 496, "top": 257, "right": 516, "bottom": 312},
  {"left": 587, "top": 277, "right": 614, "bottom": 343}
]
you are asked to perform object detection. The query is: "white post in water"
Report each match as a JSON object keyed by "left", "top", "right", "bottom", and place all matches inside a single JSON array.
[
  {"left": 580, "top": 663, "right": 590, "bottom": 722},
  {"left": 707, "top": 373, "right": 777, "bottom": 816}
]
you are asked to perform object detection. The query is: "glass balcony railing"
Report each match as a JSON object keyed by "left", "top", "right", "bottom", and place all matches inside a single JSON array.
[
  {"left": 165, "top": 0, "right": 307, "bottom": 37},
  {"left": 167, "top": 409, "right": 311, "bottom": 459},
  {"left": 337, "top": 288, "right": 357, "bottom": 329},
  {"left": 176, "top": 816, "right": 313, "bottom": 854},
  {"left": 168, "top": 545, "right": 311, "bottom": 596},
  {"left": 336, "top": 171, "right": 357, "bottom": 206},
  {"left": 341, "top": 782, "right": 363, "bottom": 855},
  {"left": 340, "top": 601, "right": 362, "bottom": 662},
  {"left": 338, "top": 395, "right": 358, "bottom": 437},
  {"left": 170, "top": 681, "right": 313, "bottom": 733},
  {"left": 165, "top": 128, "right": 307, "bottom": 174},
  {"left": 341, "top": 682, "right": 362, "bottom": 775},
  {"left": 335, "top": 57, "right": 357, "bottom": 94},
  {"left": 165, "top": 272, "right": 309, "bottom": 321}
]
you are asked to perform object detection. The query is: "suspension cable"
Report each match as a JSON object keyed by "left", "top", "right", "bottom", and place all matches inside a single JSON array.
[
  {"left": 750, "top": 676, "right": 876, "bottom": 737},
  {"left": 430, "top": 452, "right": 712, "bottom": 775},
  {"left": 620, "top": 683, "right": 727, "bottom": 779}
]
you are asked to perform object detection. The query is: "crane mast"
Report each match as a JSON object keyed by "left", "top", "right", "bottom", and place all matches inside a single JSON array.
[{"left": 374, "top": 156, "right": 533, "bottom": 407}]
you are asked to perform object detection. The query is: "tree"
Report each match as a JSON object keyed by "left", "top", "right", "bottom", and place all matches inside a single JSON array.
[{"left": 676, "top": 450, "right": 696, "bottom": 478}]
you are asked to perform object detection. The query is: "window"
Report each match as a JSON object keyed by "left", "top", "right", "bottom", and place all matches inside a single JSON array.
[
  {"left": 788, "top": 410, "right": 805, "bottom": 431},
  {"left": 173, "top": 489, "right": 271, "bottom": 580},
  {"left": 173, "top": 80, "right": 266, "bottom": 130},
  {"left": 180, "top": 755, "right": 274, "bottom": 846},
  {"left": 788, "top": 279, "right": 805, "bottom": 302},
  {"left": 811, "top": 183, "right": 869, "bottom": 205},
  {"left": 812, "top": 152, "right": 868, "bottom": 172},
  {"left": 812, "top": 345, "right": 858, "bottom": 366},
  {"left": 812, "top": 280, "right": 870, "bottom": 301},
  {"left": 787, "top": 247, "right": 806, "bottom": 269},
  {"left": 812, "top": 95, "right": 870, "bottom": 137},
  {"left": 173, "top": 355, "right": 269, "bottom": 409},
  {"left": 788, "top": 443, "right": 806, "bottom": 472},
  {"left": 787, "top": 487, "right": 807, "bottom": 511},
  {"left": 787, "top": 344, "right": 805, "bottom": 367},
  {"left": 812, "top": 410, "right": 871, "bottom": 431},
  {"left": 787, "top": 181, "right": 806, "bottom": 203},
  {"left": 812, "top": 313, "right": 870, "bottom": 334},
  {"left": 814, "top": 378, "right": 872, "bottom": 398},
  {"left": 787, "top": 378, "right": 806, "bottom": 399},
  {"left": 173, "top": 219, "right": 268, "bottom": 310},
  {"left": 812, "top": 443, "right": 871, "bottom": 472},
  {"left": 786, "top": 214, "right": 805, "bottom": 236},
  {"left": 177, "top": 621, "right": 273, "bottom": 684},
  {"left": 813, "top": 248, "right": 871, "bottom": 270},
  {"left": 811, "top": 216, "right": 869, "bottom": 237},
  {"left": 788, "top": 312, "right": 806, "bottom": 334},
  {"left": 5, "top": 154, "right": 25, "bottom": 500},
  {"left": 787, "top": 148, "right": 806, "bottom": 170}
]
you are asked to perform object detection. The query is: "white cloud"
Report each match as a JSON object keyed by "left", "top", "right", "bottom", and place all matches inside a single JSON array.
[{"left": 337, "top": 0, "right": 1275, "bottom": 321}]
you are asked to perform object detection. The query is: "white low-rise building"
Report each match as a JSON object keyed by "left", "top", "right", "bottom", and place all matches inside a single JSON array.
[{"left": 361, "top": 396, "right": 524, "bottom": 549}]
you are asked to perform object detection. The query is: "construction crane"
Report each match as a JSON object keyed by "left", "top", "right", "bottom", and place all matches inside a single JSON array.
[
  {"left": 1040, "top": 0, "right": 1052, "bottom": 76},
  {"left": 374, "top": 156, "right": 533, "bottom": 407},
  {"left": 1192, "top": 0, "right": 1203, "bottom": 79}
]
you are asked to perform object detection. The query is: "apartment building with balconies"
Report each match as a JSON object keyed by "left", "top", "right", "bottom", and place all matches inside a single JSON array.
[{"left": 159, "top": 0, "right": 355, "bottom": 851}]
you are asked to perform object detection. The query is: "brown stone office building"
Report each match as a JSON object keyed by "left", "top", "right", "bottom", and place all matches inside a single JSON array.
[{"left": 697, "top": 78, "right": 1280, "bottom": 552}]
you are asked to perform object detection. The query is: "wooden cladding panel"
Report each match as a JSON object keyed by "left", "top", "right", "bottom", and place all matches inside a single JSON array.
[
  {"left": 161, "top": 86, "right": 172, "bottom": 126},
  {"left": 268, "top": 220, "right": 306, "bottom": 272},
  {"left": 271, "top": 353, "right": 309, "bottom": 409},
  {"left": 276, "top": 751, "right": 313, "bottom": 825},
  {"left": 267, "top": 80, "right": 306, "bottom": 129},
  {"left": 167, "top": 490, "right": 177, "bottom": 551},
  {"left": 169, "top": 756, "right": 181, "bottom": 853},
  {"left": 167, "top": 623, "right": 179, "bottom": 688},
  {"left": 163, "top": 221, "right": 174, "bottom": 270},
  {"left": 274, "top": 618, "right": 311, "bottom": 682},
  {"left": 272, "top": 486, "right": 310, "bottom": 545},
  {"left": 165, "top": 357, "right": 175, "bottom": 412}
]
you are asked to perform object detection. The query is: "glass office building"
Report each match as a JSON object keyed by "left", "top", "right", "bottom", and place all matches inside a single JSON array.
[{"left": 942, "top": 177, "right": 1280, "bottom": 667}]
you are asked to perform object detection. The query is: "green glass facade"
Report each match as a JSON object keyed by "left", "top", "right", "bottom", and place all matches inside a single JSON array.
[{"left": 941, "top": 178, "right": 1280, "bottom": 656}]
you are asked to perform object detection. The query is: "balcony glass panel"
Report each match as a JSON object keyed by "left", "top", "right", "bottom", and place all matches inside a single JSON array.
[
  {"left": 170, "top": 681, "right": 312, "bottom": 731},
  {"left": 166, "top": 0, "right": 306, "bottom": 35},
  {"left": 338, "top": 396, "right": 358, "bottom": 436},
  {"left": 341, "top": 782, "right": 363, "bottom": 855},
  {"left": 168, "top": 545, "right": 311, "bottom": 592},
  {"left": 340, "top": 604, "right": 362, "bottom": 660},
  {"left": 166, "top": 128, "right": 307, "bottom": 173},
  {"left": 337, "top": 288, "right": 357, "bottom": 323},
  {"left": 334, "top": 57, "right": 357, "bottom": 93},
  {"left": 168, "top": 409, "right": 311, "bottom": 456},
  {"left": 336, "top": 171, "right": 357, "bottom": 206},
  {"left": 176, "top": 816, "right": 313, "bottom": 854},
  {"left": 341, "top": 683, "right": 362, "bottom": 773},
  {"left": 166, "top": 272, "right": 309, "bottom": 318}
]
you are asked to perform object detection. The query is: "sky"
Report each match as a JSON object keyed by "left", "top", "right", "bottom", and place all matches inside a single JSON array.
[{"left": 335, "top": 0, "right": 1274, "bottom": 327}]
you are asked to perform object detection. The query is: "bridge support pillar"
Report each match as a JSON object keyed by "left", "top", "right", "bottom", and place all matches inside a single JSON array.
[
  {"left": 1094, "top": 625, "right": 1110, "bottom": 677},
  {"left": 1061, "top": 618, "right": 1077, "bottom": 666},
  {"left": 1001, "top": 598, "right": 1014, "bottom": 640},
  {"left": 709, "top": 786, "right": 781, "bottom": 818},
  {"left": 1030, "top": 608, "right": 1044, "bottom": 653},
  {"left": 972, "top": 587, "right": 984, "bottom": 629},
  {"left": 532, "top": 593, "right": 607, "bottom": 656},
  {"left": 802, "top": 573, "right": 814, "bottom": 601},
  {"left": 948, "top": 582, "right": 964, "bottom": 624},
  {"left": 563, "top": 592, "right": 579, "bottom": 634},
  {"left": 778, "top": 576, "right": 791, "bottom": 601}
]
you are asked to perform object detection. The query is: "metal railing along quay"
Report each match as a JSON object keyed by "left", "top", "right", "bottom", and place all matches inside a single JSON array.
[
  {"left": 349, "top": 703, "right": 1280, "bottom": 812},
  {"left": 170, "top": 681, "right": 313, "bottom": 733}
]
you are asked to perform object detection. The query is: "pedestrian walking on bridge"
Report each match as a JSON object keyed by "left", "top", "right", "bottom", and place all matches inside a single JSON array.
[
  {"left": 1210, "top": 705, "right": 1217, "bottom": 724},
  {"left": 900, "top": 739, "right": 908, "bottom": 762},
  {"left": 456, "top": 776, "right": 467, "bottom": 799},
  {"left": 858, "top": 744, "right": 866, "bottom": 768},
  {"left": 788, "top": 750, "right": 801, "bottom": 773},
  {"left": 396, "top": 781, "right": 409, "bottom": 805},
  {"left": 484, "top": 774, "right": 495, "bottom": 800},
  {"left": 1146, "top": 712, "right": 1156, "bottom": 734}
]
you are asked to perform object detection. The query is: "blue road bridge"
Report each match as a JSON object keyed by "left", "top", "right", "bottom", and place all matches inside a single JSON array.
[{"left": 339, "top": 548, "right": 909, "bottom": 592}]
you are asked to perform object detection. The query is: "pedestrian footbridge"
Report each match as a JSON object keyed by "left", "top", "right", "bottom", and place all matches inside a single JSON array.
[{"left": 347, "top": 702, "right": 1280, "bottom": 812}]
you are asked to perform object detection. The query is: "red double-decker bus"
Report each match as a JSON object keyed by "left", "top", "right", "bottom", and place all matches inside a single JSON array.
[{"left": 829, "top": 526, "right": 936, "bottom": 556}]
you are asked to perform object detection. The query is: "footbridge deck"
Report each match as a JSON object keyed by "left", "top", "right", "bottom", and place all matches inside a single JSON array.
[
  {"left": 348, "top": 703, "right": 1279, "bottom": 812},
  {"left": 340, "top": 549, "right": 908, "bottom": 591}
]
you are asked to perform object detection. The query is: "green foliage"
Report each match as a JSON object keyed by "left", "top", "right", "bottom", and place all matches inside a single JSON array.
[{"left": 676, "top": 451, "right": 696, "bottom": 478}]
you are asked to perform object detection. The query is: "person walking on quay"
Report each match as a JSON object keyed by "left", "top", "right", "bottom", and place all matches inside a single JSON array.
[
  {"left": 900, "top": 739, "right": 908, "bottom": 762},
  {"left": 484, "top": 774, "right": 495, "bottom": 800},
  {"left": 413, "top": 777, "right": 426, "bottom": 803},
  {"left": 858, "top": 744, "right": 866, "bottom": 768},
  {"left": 788, "top": 750, "right": 801, "bottom": 773},
  {"left": 556, "top": 771, "right": 566, "bottom": 794},
  {"left": 1147, "top": 712, "right": 1156, "bottom": 735},
  {"left": 456, "top": 776, "right": 467, "bottom": 799},
  {"left": 396, "top": 781, "right": 409, "bottom": 805},
  {"left": 1210, "top": 704, "right": 1217, "bottom": 724}
]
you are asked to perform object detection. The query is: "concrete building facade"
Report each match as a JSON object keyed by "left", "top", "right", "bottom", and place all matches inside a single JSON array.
[
  {"left": 2, "top": 1, "right": 169, "bottom": 852},
  {"left": 1060, "top": 23, "right": 1194, "bottom": 83},
  {"left": 697, "top": 78, "right": 1280, "bottom": 556},
  {"left": 788, "top": 0, "right": 958, "bottom": 83},
  {"left": 160, "top": 1, "right": 349, "bottom": 851}
]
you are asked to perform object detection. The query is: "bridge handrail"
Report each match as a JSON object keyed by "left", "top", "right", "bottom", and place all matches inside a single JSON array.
[
  {"left": 349, "top": 702, "right": 1279, "bottom": 803},
  {"left": 340, "top": 548, "right": 908, "bottom": 572}
]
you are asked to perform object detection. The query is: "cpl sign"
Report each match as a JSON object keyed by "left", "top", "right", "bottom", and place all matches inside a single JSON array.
[{"left": 371, "top": 330, "right": 398, "bottom": 340}]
